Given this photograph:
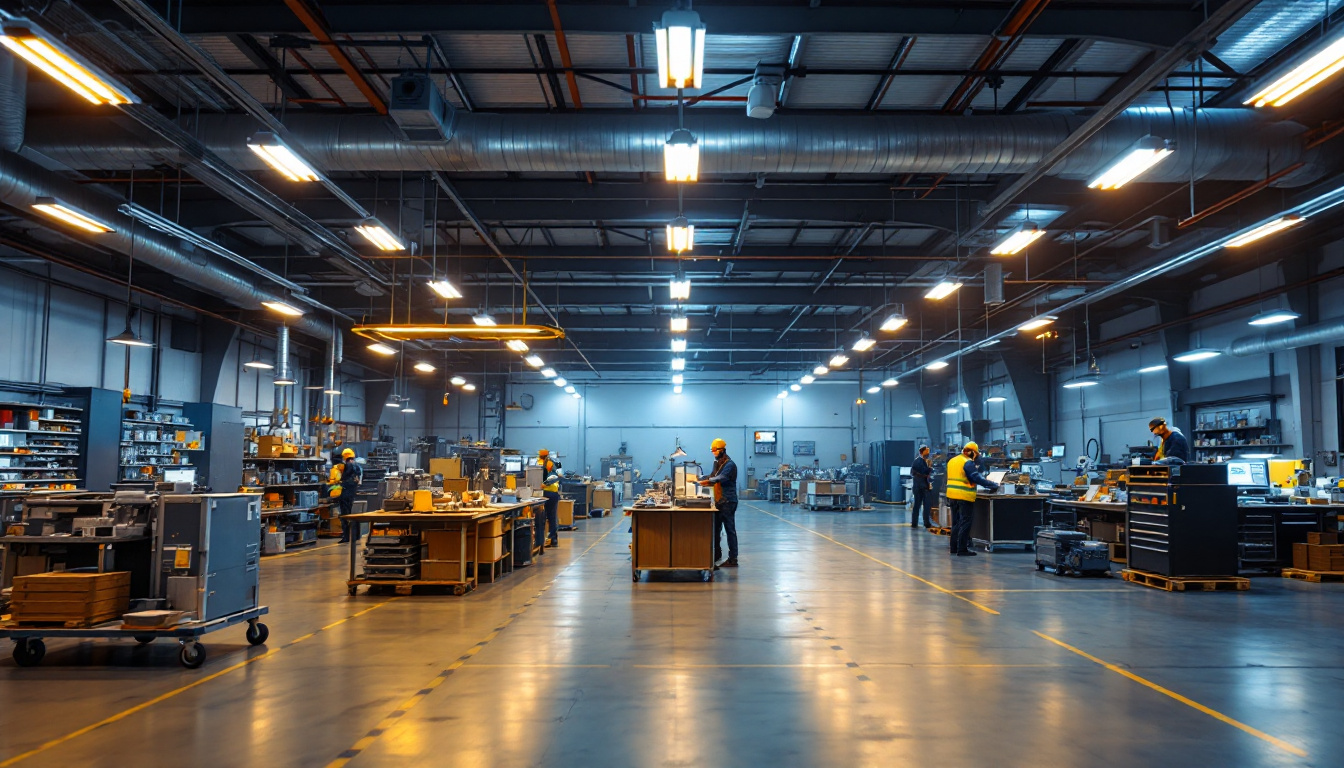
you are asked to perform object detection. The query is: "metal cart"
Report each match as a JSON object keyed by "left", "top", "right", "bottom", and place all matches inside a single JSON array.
[
  {"left": 2, "top": 605, "right": 269, "bottom": 669},
  {"left": 628, "top": 503, "right": 715, "bottom": 582}
]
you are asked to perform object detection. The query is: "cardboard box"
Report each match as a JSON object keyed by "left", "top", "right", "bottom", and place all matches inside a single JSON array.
[
  {"left": 425, "top": 528, "right": 476, "bottom": 561},
  {"left": 526, "top": 467, "right": 544, "bottom": 490},
  {"left": 1293, "top": 542, "right": 1310, "bottom": 570},
  {"left": 1307, "top": 544, "right": 1344, "bottom": 572},
  {"left": 1307, "top": 531, "right": 1339, "bottom": 545},
  {"left": 257, "top": 435, "right": 284, "bottom": 457},
  {"left": 477, "top": 535, "right": 504, "bottom": 563},
  {"left": 592, "top": 488, "right": 614, "bottom": 512},
  {"left": 558, "top": 499, "right": 574, "bottom": 526},
  {"left": 430, "top": 457, "right": 463, "bottom": 478},
  {"left": 442, "top": 478, "right": 470, "bottom": 494},
  {"left": 421, "top": 560, "right": 464, "bottom": 582},
  {"left": 479, "top": 517, "right": 505, "bottom": 538},
  {"left": 1088, "top": 520, "right": 1126, "bottom": 543}
]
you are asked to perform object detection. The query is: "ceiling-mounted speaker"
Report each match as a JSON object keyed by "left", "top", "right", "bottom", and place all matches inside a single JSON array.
[{"left": 983, "top": 263, "right": 1005, "bottom": 306}]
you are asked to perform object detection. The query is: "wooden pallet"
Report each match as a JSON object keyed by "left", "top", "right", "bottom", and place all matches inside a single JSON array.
[
  {"left": 1121, "top": 569, "right": 1250, "bottom": 592},
  {"left": 1281, "top": 568, "right": 1344, "bottom": 583}
]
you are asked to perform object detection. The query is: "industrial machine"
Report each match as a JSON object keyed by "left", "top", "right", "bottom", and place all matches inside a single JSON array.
[
  {"left": 1034, "top": 527, "right": 1111, "bottom": 577},
  {"left": 155, "top": 494, "right": 261, "bottom": 621}
]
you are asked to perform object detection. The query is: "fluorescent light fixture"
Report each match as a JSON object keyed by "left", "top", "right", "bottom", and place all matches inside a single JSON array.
[
  {"left": 0, "top": 26, "right": 136, "bottom": 105},
  {"left": 273, "top": 372, "right": 296, "bottom": 386},
  {"left": 671, "top": 315, "right": 689, "bottom": 332},
  {"left": 524, "top": 355, "right": 544, "bottom": 367},
  {"left": 882, "top": 378, "right": 898, "bottom": 387},
  {"left": 670, "top": 277, "right": 692, "bottom": 301},
  {"left": 851, "top": 337, "right": 876, "bottom": 352},
  {"left": 925, "top": 281, "right": 963, "bottom": 300},
  {"left": 261, "top": 300, "right": 305, "bottom": 317},
  {"left": 462, "top": 383, "right": 476, "bottom": 391},
  {"left": 925, "top": 360, "right": 949, "bottom": 371},
  {"left": 791, "top": 384, "right": 802, "bottom": 392},
  {"left": 909, "top": 412, "right": 924, "bottom": 419},
  {"left": 880, "top": 314, "right": 908, "bottom": 332},
  {"left": 413, "top": 362, "right": 436, "bottom": 373},
  {"left": 1245, "top": 34, "right": 1344, "bottom": 108},
  {"left": 1138, "top": 364, "right": 1168, "bottom": 374},
  {"left": 1061, "top": 375, "right": 1100, "bottom": 389},
  {"left": 829, "top": 354, "right": 849, "bottom": 368},
  {"left": 1173, "top": 348, "right": 1222, "bottom": 363},
  {"left": 1225, "top": 216, "right": 1305, "bottom": 248},
  {"left": 866, "top": 386, "right": 880, "bottom": 394},
  {"left": 572, "top": 392, "right": 582, "bottom": 399},
  {"left": 1087, "top": 136, "right": 1174, "bottom": 190},
  {"left": 653, "top": 8, "right": 706, "bottom": 89},
  {"left": 671, "top": 338, "right": 687, "bottom": 353},
  {"left": 324, "top": 388, "right": 341, "bottom": 395},
  {"left": 564, "top": 385, "right": 576, "bottom": 394},
  {"left": 506, "top": 339, "right": 529, "bottom": 352},
  {"left": 427, "top": 279, "right": 462, "bottom": 299},
  {"left": 985, "top": 396, "right": 1007, "bottom": 403},
  {"left": 106, "top": 327, "right": 152, "bottom": 347},
  {"left": 673, "top": 385, "right": 683, "bottom": 394},
  {"left": 30, "top": 197, "right": 113, "bottom": 233},
  {"left": 540, "top": 368, "right": 557, "bottom": 378},
  {"left": 777, "top": 390, "right": 789, "bottom": 399},
  {"left": 664, "top": 128, "right": 700, "bottom": 182},
  {"left": 991, "top": 222, "right": 1045, "bottom": 256},
  {"left": 941, "top": 407, "right": 958, "bottom": 414},
  {"left": 243, "top": 360, "right": 274, "bottom": 370},
  {"left": 1241, "top": 453, "right": 1278, "bottom": 459},
  {"left": 400, "top": 408, "right": 416, "bottom": 414},
  {"left": 1248, "top": 309, "right": 1300, "bottom": 326},
  {"left": 353, "top": 218, "right": 406, "bottom": 251},
  {"left": 1018, "top": 316, "right": 1057, "bottom": 332},
  {"left": 367, "top": 342, "right": 397, "bottom": 356},
  {"left": 554, "top": 378, "right": 567, "bottom": 387},
  {"left": 800, "top": 375, "right": 816, "bottom": 384},
  {"left": 450, "top": 375, "right": 467, "bottom": 386},
  {"left": 981, "top": 339, "right": 1001, "bottom": 347},
  {"left": 472, "top": 313, "right": 497, "bottom": 326},
  {"left": 245, "top": 131, "right": 319, "bottom": 182},
  {"left": 386, "top": 398, "right": 402, "bottom": 408},
  {"left": 813, "top": 365, "right": 828, "bottom": 376},
  {"left": 671, "top": 357, "right": 686, "bottom": 371},
  {"left": 672, "top": 374, "right": 684, "bottom": 385},
  {"left": 666, "top": 216, "right": 695, "bottom": 254},
  {"left": 959, "top": 401, "right": 969, "bottom": 408}
]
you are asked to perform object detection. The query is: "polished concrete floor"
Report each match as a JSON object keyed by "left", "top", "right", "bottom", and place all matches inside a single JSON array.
[{"left": 2, "top": 500, "right": 1341, "bottom": 767}]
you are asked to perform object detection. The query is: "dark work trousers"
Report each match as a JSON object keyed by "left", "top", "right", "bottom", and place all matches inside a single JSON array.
[
  {"left": 715, "top": 500, "right": 739, "bottom": 561},
  {"left": 537, "top": 491, "right": 560, "bottom": 548},
  {"left": 910, "top": 483, "right": 933, "bottom": 527},
  {"left": 338, "top": 489, "right": 357, "bottom": 542},
  {"left": 949, "top": 498, "right": 975, "bottom": 554}
]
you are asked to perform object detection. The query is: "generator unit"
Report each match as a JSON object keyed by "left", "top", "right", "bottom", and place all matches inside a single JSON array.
[{"left": 1035, "top": 527, "right": 1111, "bottom": 577}]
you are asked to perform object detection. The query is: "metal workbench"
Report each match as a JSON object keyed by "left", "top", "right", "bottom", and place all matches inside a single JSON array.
[{"left": 970, "top": 494, "right": 1047, "bottom": 552}]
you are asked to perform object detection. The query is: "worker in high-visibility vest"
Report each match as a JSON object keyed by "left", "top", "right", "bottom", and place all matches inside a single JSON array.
[
  {"left": 698, "top": 438, "right": 739, "bottom": 568},
  {"left": 944, "top": 441, "right": 1000, "bottom": 557},
  {"left": 536, "top": 448, "right": 562, "bottom": 550}
]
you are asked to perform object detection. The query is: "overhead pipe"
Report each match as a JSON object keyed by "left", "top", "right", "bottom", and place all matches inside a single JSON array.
[
  {"left": 275, "top": 326, "right": 294, "bottom": 385},
  {"left": 1227, "top": 318, "right": 1344, "bottom": 357},
  {"left": 25, "top": 108, "right": 1326, "bottom": 186},
  {"left": 0, "top": 55, "right": 25, "bottom": 153}
]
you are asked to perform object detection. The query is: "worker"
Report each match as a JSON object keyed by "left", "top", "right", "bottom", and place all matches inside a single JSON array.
[
  {"left": 698, "top": 438, "right": 739, "bottom": 568},
  {"left": 337, "top": 448, "right": 363, "bottom": 543},
  {"left": 1149, "top": 417, "right": 1189, "bottom": 465},
  {"left": 945, "top": 441, "right": 1000, "bottom": 557},
  {"left": 536, "top": 449, "right": 561, "bottom": 550},
  {"left": 910, "top": 445, "right": 934, "bottom": 528}
]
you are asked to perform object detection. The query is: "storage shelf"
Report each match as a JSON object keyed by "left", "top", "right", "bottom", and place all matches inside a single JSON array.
[
  {"left": 0, "top": 451, "right": 77, "bottom": 457},
  {"left": 261, "top": 505, "right": 320, "bottom": 517},
  {"left": 37, "top": 418, "right": 81, "bottom": 425},
  {"left": 1195, "top": 443, "right": 1293, "bottom": 449},
  {"left": 122, "top": 439, "right": 182, "bottom": 445},
  {"left": 0, "top": 478, "right": 82, "bottom": 484},
  {"left": 243, "top": 482, "right": 323, "bottom": 489},
  {"left": 122, "top": 418, "right": 192, "bottom": 426},
  {"left": 0, "top": 402, "right": 81, "bottom": 412},
  {"left": 1194, "top": 426, "right": 1269, "bottom": 434},
  {"left": 0, "top": 428, "right": 81, "bottom": 435},
  {"left": 244, "top": 456, "right": 324, "bottom": 462},
  {"left": 120, "top": 463, "right": 192, "bottom": 468}
]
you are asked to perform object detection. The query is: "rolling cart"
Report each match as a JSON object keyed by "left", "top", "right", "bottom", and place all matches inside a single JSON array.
[{"left": 2, "top": 605, "right": 269, "bottom": 669}]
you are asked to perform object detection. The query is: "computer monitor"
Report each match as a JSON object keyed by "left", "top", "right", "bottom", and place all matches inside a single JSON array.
[
  {"left": 162, "top": 468, "right": 196, "bottom": 484},
  {"left": 986, "top": 470, "right": 1008, "bottom": 487},
  {"left": 1051, "top": 445, "right": 1067, "bottom": 458},
  {"left": 1226, "top": 459, "right": 1270, "bottom": 489},
  {"left": 503, "top": 456, "right": 523, "bottom": 473}
]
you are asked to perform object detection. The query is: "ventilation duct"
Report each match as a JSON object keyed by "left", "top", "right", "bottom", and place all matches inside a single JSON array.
[
  {"left": 274, "top": 326, "right": 294, "bottom": 385},
  {"left": 1227, "top": 317, "right": 1344, "bottom": 357},
  {"left": 983, "top": 263, "right": 1005, "bottom": 306},
  {"left": 25, "top": 108, "right": 1325, "bottom": 185},
  {"left": 0, "top": 56, "right": 25, "bottom": 153}
]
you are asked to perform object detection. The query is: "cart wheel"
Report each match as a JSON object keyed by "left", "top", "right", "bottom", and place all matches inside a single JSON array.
[
  {"left": 452, "top": 586, "right": 466, "bottom": 596},
  {"left": 348, "top": 586, "right": 358, "bottom": 596},
  {"left": 180, "top": 643, "right": 207, "bottom": 669},
  {"left": 1036, "top": 563, "right": 1045, "bottom": 571},
  {"left": 632, "top": 570, "right": 640, "bottom": 582},
  {"left": 13, "top": 638, "right": 45, "bottom": 667},
  {"left": 134, "top": 635, "right": 156, "bottom": 645},
  {"left": 1053, "top": 567, "right": 1066, "bottom": 577},
  {"left": 986, "top": 545, "right": 995, "bottom": 553},
  {"left": 246, "top": 622, "right": 270, "bottom": 646}
]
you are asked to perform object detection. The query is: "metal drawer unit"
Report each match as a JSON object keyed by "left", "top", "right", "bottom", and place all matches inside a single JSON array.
[
  {"left": 1127, "top": 464, "right": 1237, "bottom": 577},
  {"left": 1237, "top": 507, "right": 1277, "bottom": 570}
]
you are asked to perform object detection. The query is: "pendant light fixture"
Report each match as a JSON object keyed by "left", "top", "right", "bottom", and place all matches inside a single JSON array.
[
  {"left": 653, "top": 3, "right": 706, "bottom": 90},
  {"left": 106, "top": 218, "right": 153, "bottom": 347}
]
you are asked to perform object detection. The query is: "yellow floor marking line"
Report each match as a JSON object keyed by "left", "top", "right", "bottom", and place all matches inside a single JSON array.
[
  {"left": 264, "top": 542, "right": 343, "bottom": 561},
  {"left": 747, "top": 504, "right": 999, "bottom": 615},
  {"left": 327, "top": 518, "right": 621, "bottom": 768},
  {"left": 634, "top": 664, "right": 849, "bottom": 669},
  {"left": 0, "top": 599, "right": 397, "bottom": 768},
  {"left": 1032, "top": 630, "right": 1308, "bottom": 758},
  {"left": 465, "top": 664, "right": 611, "bottom": 668},
  {"left": 950, "top": 588, "right": 1131, "bottom": 593}
]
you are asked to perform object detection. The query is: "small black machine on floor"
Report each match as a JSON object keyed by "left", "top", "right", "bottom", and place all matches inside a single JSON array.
[{"left": 1034, "top": 526, "right": 1111, "bottom": 577}]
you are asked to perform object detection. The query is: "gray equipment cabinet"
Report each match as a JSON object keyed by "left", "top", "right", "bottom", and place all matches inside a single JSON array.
[{"left": 156, "top": 494, "right": 262, "bottom": 621}]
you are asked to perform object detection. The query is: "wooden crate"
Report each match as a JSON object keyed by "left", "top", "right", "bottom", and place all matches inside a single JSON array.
[
  {"left": 11, "top": 571, "right": 131, "bottom": 627},
  {"left": 1121, "top": 569, "right": 1250, "bottom": 592}
]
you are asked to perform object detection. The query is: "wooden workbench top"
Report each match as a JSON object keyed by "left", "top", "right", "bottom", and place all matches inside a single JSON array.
[{"left": 345, "top": 498, "right": 544, "bottom": 521}]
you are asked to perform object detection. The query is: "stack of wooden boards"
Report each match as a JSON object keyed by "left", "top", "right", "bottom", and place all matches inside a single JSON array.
[{"left": 9, "top": 571, "right": 130, "bottom": 627}]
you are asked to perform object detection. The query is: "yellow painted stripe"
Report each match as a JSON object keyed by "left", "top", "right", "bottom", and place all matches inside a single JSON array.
[
  {"left": 264, "top": 542, "right": 343, "bottom": 561},
  {"left": 950, "top": 588, "right": 1131, "bottom": 593},
  {"left": 1032, "top": 631, "right": 1308, "bottom": 758},
  {"left": 0, "top": 599, "right": 398, "bottom": 768},
  {"left": 747, "top": 504, "right": 999, "bottom": 615}
]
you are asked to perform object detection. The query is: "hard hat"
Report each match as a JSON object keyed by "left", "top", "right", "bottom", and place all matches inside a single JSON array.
[
  {"left": 711, "top": 438, "right": 727, "bottom": 450},
  {"left": 341, "top": 448, "right": 355, "bottom": 459},
  {"left": 963, "top": 441, "right": 979, "bottom": 453},
  {"left": 538, "top": 448, "right": 549, "bottom": 457}
]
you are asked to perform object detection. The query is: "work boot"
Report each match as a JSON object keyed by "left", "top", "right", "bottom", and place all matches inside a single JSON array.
[
  {"left": 720, "top": 558, "right": 739, "bottom": 567},
  {"left": 957, "top": 551, "right": 978, "bottom": 557}
]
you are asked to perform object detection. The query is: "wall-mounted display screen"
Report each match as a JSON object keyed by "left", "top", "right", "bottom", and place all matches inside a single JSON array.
[{"left": 754, "top": 431, "right": 777, "bottom": 443}]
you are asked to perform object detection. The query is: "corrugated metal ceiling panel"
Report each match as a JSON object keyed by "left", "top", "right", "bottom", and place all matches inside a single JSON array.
[
  {"left": 902, "top": 35, "right": 991, "bottom": 69},
  {"left": 746, "top": 228, "right": 799, "bottom": 245},
  {"left": 1209, "top": 0, "right": 1325, "bottom": 72},
  {"left": 1071, "top": 41, "right": 1149, "bottom": 73},
  {"left": 787, "top": 75, "right": 881, "bottom": 107},
  {"left": 970, "top": 76, "right": 1031, "bottom": 110},
  {"left": 190, "top": 35, "right": 254, "bottom": 68},
  {"left": 1034, "top": 75, "right": 1113, "bottom": 104},
  {"left": 879, "top": 75, "right": 960, "bottom": 108},
  {"left": 459, "top": 74, "right": 550, "bottom": 108},
  {"left": 803, "top": 34, "right": 904, "bottom": 67},
  {"left": 439, "top": 33, "right": 539, "bottom": 67},
  {"left": 1001, "top": 38, "right": 1071, "bottom": 70}
]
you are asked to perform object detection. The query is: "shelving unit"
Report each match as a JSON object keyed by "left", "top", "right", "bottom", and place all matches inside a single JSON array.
[
  {"left": 118, "top": 409, "right": 205, "bottom": 482},
  {"left": 0, "top": 402, "right": 84, "bottom": 491},
  {"left": 242, "top": 453, "right": 328, "bottom": 552}
]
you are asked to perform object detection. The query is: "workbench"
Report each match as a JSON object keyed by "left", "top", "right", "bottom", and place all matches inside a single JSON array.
[
  {"left": 626, "top": 503, "right": 715, "bottom": 582},
  {"left": 344, "top": 498, "right": 544, "bottom": 596},
  {"left": 1046, "top": 498, "right": 1127, "bottom": 525},
  {"left": 969, "top": 494, "right": 1047, "bottom": 551},
  {"left": 1236, "top": 503, "right": 1332, "bottom": 571}
]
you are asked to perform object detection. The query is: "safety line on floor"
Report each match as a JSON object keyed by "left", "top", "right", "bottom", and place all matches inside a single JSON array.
[
  {"left": 325, "top": 516, "right": 622, "bottom": 768},
  {"left": 780, "top": 591, "right": 873, "bottom": 683},
  {"left": 264, "top": 542, "right": 343, "bottom": 561},
  {"left": 1032, "top": 630, "right": 1308, "bottom": 758},
  {"left": 0, "top": 599, "right": 398, "bottom": 768},
  {"left": 746, "top": 504, "right": 999, "bottom": 615}
]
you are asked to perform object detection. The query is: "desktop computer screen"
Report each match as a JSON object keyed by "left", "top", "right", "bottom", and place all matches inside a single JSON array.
[
  {"left": 1226, "top": 459, "right": 1270, "bottom": 489},
  {"left": 503, "top": 457, "right": 523, "bottom": 473}
]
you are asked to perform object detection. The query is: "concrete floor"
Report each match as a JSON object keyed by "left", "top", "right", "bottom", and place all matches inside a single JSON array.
[{"left": 1, "top": 500, "right": 1341, "bottom": 767}]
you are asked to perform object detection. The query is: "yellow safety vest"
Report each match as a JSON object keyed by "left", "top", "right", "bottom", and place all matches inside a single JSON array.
[
  {"left": 542, "top": 459, "right": 560, "bottom": 493},
  {"left": 945, "top": 455, "right": 978, "bottom": 501}
]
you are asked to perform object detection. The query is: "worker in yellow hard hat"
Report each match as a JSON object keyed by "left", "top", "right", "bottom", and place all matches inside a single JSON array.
[
  {"left": 337, "top": 447, "right": 363, "bottom": 543},
  {"left": 536, "top": 448, "right": 562, "bottom": 550},
  {"left": 944, "top": 441, "right": 1000, "bottom": 557},
  {"left": 698, "top": 438, "right": 739, "bottom": 567}
]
